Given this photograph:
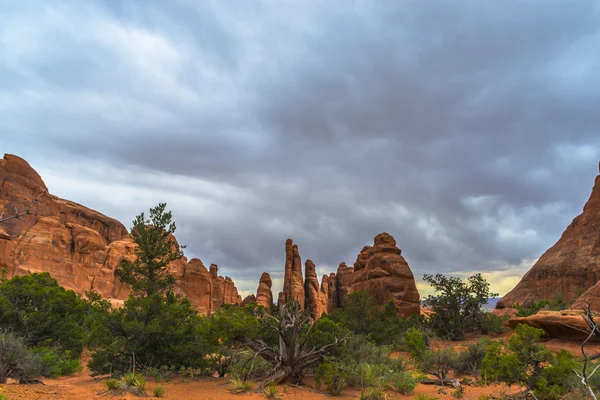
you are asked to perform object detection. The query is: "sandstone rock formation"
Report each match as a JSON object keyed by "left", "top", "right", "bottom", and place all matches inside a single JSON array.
[
  {"left": 497, "top": 172, "right": 600, "bottom": 310},
  {"left": 506, "top": 310, "right": 591, "bottom": 340},
  {"left": 335, "top": 262, "right": 354, "bottom": 307},
  {"left": 241, "top": 294, "right": 257, "bottom": 307},
  {"left": 305, "top": 260, "right": 327, "bottom": 320},
  {"left": 0, "top": 154, "right": 241, "bottom": 314},
  {"left": 278, "top": 239, "right": 305, "bottom": 309},
  {"left": 274, "top": 233, "right": 420, "bottom": 317},
  {"left": 256, "top": 272, "right": 274, "bottom": 310}
]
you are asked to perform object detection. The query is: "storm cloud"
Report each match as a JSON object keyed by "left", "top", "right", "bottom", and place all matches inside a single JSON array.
[{"left": 1, "top": 0, "right": 599, "bottom": 297}]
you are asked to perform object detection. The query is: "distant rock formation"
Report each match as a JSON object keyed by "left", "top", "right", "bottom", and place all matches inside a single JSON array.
[
  {"left": 278, "top": 239, "right": 305, "bottom": 309},
  {"left": 272, "top": 232, "right": 420, "bottom": 318},
  {"left": 256, "top": 272, "right": 274, "bottom": 311},
  {"left": 241, "top": 294, "right": 257, "bottom": 307},
  {"left": 497, "top": 170, "right": 600, "bottom": 310},
  {"left": 350, "top": 233, "right": 421, "bottom": 317},
  {"left": 506, "top": 310, "right": 591, "bottom": 340},
  {"left": 0, "top": 154, "right": 241, "bottom": 314}
]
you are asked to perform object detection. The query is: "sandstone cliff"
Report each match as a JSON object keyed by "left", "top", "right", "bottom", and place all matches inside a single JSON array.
[
  {"left": 497, "top": 172, "right": 600, "bottom": 310},
  {"left": 256, "top": 272, "right": 274, "bottom": 310},
  {"left": 0, "top": 154, "right": 241, "bottom": 314}
]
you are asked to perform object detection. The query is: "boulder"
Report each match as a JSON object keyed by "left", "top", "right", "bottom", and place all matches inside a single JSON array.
[
  {"left": 350, "top": 233, "right": 420, "bottom": 316},
  {"left": 506, "top": 310, "right": 591, "bottom": 340}
]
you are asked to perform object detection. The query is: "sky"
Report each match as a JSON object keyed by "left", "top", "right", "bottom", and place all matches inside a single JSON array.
[{"left": 1, "top": 1, "right": 600, "bottom": 299}]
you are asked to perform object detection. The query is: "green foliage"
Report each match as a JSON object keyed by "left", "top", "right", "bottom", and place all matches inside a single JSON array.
[
  {"left": 422, "top": 273, "right": 497, "bottom": 340},
  {"left": 419, "top": 348, "right": 458, "bottom": 383},
  {"left": 228, "top": 350, "right": 272, "bottom": 380},
  {"left": 0, "top": 330, "right": 43, "bottom": 383},
  {"left": 307, "top": 315, "right": 349, "bottom": 349},
  {"left": 513, "top": 294, "right": 570, "bottom": 317},
  {"left": 481, "top": 324, "right": 576, "bottom": 398},
  {"left": 402, "top": 327, "right": 429, "bottom": 362},
  {"left": 198, "top": 304, "right": 271, "bottom": 348},
  {"left": 153, "top": 384, "right": 166, "bottom": 398},
  {"left": 32, "top": 347, "right": 82, "bottom": 377},
  {"left": 381, "top": 370, "right": 416, "bottom": 394},
  {"left": 119, "top": 203, "right": 184, "bottom": 297},
  {"left": 102, "top": 378, "right": 120, "bottom": 391},
  {"left": 230, "top": 377, "right": 255, "bottom": 393},
  {"left": 478, "top": 312, "right": 507, "bottom": 335},
  {"left": 316, "top": 361, "right": 348, "bottom": 395},
  {"left": 455, "top": 338, "right": 490, "bottom": 376},
  {"left": 414, "top": 395, "right": 439, "bottom": 400},
  {"left": 334, "top": 291, "right": 378, "bottom": 335},
  {"left": 263, "top": 385, "right": 278, "bottom": 399},
  {"left": 359, "top": 386, "right": 387, "bottom": 400},
  {"left": 0, "top": 273, "right": 91, "bottom": 355}
]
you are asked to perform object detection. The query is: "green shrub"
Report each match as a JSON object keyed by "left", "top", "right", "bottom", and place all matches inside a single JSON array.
[
  {"left": 478, "top": 313, "right": 507, "bottom": 335},
  {"left": 102, "top": 378, "right": 120, "bottom": 391},
  {"left": 415, "top": 396, "right": 439, "bottom": 400},
  {"left": 153, "top": 384, "right": 166, "bottom": 398},
  {"left": 402, "top": 327, "right": 428, "bottom": 361},
  {"left": 419, "top": 348, "right": 458, "bottom": 383},
  {"left": 228, "top": 350, "right": 272, "bottom": 380},
  {"left": 0, "top": 330, "right": 42, "bottom": 384},
  {"left": 382, "top": 370, "right": 416, "bottom": 394},
  {"left": 455, "top": 338, "right": 490, "bottom": 376},
  {"left": 230, "top": 377, "right": 255, "bottom": 393},
  {"left": 316, "top": 361, "right": 348, "bottom": 395},
  {"left": 360, "top": 386, "right": 387, "bottom": 400},
  {"left": 263, "top": 385, "right": 278, "bottom": 399},
  {"left": 32, "top": 347, "right": 82, "bottom": 377}
]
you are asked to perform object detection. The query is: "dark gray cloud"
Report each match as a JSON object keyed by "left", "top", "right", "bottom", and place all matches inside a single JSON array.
[{"left": 1, "top": 0, "right": 600, "bottom": 296}]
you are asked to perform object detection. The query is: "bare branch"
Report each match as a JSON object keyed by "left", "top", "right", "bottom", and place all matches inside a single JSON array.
[{"left": 0, "top": 189, "right": 48, "bottom": 224}]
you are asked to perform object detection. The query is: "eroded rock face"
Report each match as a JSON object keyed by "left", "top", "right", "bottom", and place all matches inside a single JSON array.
[
  {"left": 0, "top": 154, "right": 240, "bottom": 314},
  {"left": 335, "top": 262, "right": 354, "bottom": 308},
  {"left": 256, "top": 272, "right": 273, "bottom": 310},
  {"left": 506, "top": 310, "right": 591, "bottom": 340},
  {"left": 241, "top": 294, "right": 256, "bottom": 307},
  {"left": 498, "top": 173, "right": 600, "bottom": 310},
  {"left": 279, "top": 239, "right": 305, "bottom": 309},
  {"left": 305, "top": 260, "right": 327, "bottom": 320},
  {"left": 351, "top": 233, "right": 420, "bottom": 317}
]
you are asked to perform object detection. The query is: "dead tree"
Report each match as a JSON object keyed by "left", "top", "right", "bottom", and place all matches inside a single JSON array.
[
  {"left": 0, "top": 189, "right": 47, "bottom": 224},
  {"left": 575, "top": 303, "right": 600, "bottom": 400},
  {"left": 242, "top": 302, "right": 342, "bottom": 389}
]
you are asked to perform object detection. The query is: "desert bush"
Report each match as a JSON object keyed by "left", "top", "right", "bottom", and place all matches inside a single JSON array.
[
  {"left": 102, "top": 378, "right": 120, "bottom": 391},
  {"left": 513, "top": 294, "right": 570, "bottom": 317},
  {"left": 360, "top": 386, "right": 387, "bottom": 400},
  {"left": 414, "top": 395, "right": 439, "bottom": 400},
  {"left": 402, "top": 327, "right": 429, "bottom": 362},
  {"left": 481, "top": 324, "right": 577, "bottom": 399},
  {"left": 381, "top": 370, "right": 416, "bottom": 394},
  {"left": 263, "top": 384, "right": 278, "bottom": 399},
  {"left": 230, "top": 377, "right": 255, "bottom": 393},
  {"left": 153, "top": 384, "right": 165, "bottom": 397},
  {"left": 454, "top": 338, "right": 490, "bottom": 376},
  {"left": 0, "top": 330, "right": 42, "bottom": 383},
  {"left": 316, "top": 361, "right": 348, "bottom": 395},
  {"left": 0, "top": 273, "right": 92, "bottom": 355},
  {"left": 228, "top": 350, "right": 272, "bottom": 380},
  {"left": 422, "top": 273, "right": 497, "bottom": 340},
  {"left": 32, "top": 347, "right": 82, "bottom": 377},
  {"left": 419, "top": 348, "right": 458, "bottom": 384},
  {"left": 478, "top": 313, "right": 507, "bottom": 335}
]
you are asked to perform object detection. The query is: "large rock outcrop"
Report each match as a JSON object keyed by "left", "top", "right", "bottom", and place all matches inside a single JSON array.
[
  {"left": 273, "top": 233, "right": 420, "bottom": 317},
  {"left": 278, "top": 239, "right": 305, "bottom": 309},
  {"left": 256, "top": 272, "right": 274, "bottom": 310},
  {"left": 351, "top": 233, "right": 420, "bottom": 316},
  {"left": 497, "top": 171, "right": 600, "bottom": 310},
  {"left": 506, "top": 310, "right": 591, "bottom": 340},
  {"left": 0, "top": 154, "right": 241, "bottom": 314}
]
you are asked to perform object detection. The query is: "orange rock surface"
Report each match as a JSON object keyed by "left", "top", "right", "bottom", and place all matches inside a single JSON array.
[
  {"left": 0, "top": 154, "right": 240, "bottom": 314},
  {"left": 498, "top": 172, "right": 600, "bottom": 310},
  {"left": 506, "top": 310, "right": 591, "bottom": 340}
]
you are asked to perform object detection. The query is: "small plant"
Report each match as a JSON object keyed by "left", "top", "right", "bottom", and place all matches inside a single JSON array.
[
  {"left": 153, "top": 384, "right": 165, "bottom": 398},
  {"left": 230, "top": 377, "right": 255, "bottom": 393},
  {"left": 451, "top": 388, "right": 464, "bottom": 399},
  {"left": 103, "top": 378, "right": 120, "bottom": 391},
  {"left": 0, "top": 394, "right": 8, "bottom": 400},
  {"left": 263, "top": 385, "right": 278, "bottom": 399},
  {"left": 382, "top": 370, "right": 416, "bottom": 395},
  {"left": 120, "top": 372, "right": 147, "bottom": 396},
  {"left": 315, "top": 361, "right": 347, "bottom": 395},
  {"left": 360, "top": 386, "right": 387, "bottom": 400},
  {"left": 414, "top": 395, "right": 439, "bottom": 400},
  {"left": 402, "top": 327, "right": 428, "bottom": 361}
]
